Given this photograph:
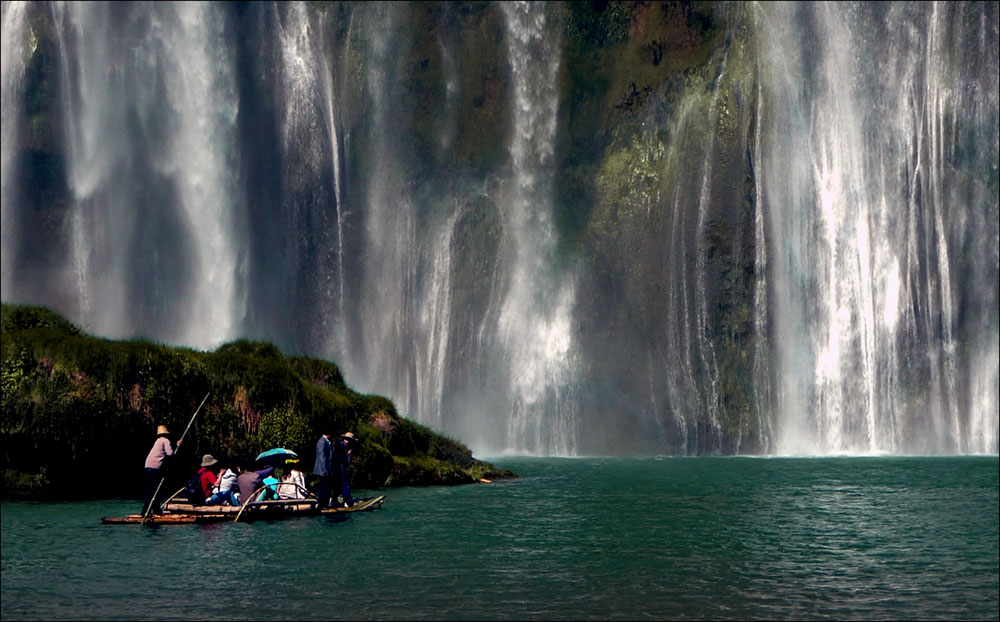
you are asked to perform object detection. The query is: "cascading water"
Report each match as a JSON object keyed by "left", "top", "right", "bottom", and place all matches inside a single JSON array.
[
  {"left": 751, "top": 76, "right": 775, "bottom": 453},
  {"left": 754, "top": 1, "right": 998, "bottom": 454},
  {"left": 149, "top": 2, "right": 243, "bottom": 347},
  {"left": 271, "top": 1, "right": 344, "bottom": 351},
  {"left": 0, "top": 1, "right": 28, "bottom": 302},
  {"left": 5, "top": 1, "right": 244, "bottom": 346},
  {"left": 318, "top": 11, "right": 347, "bottom": 355},
  {"left": 334, "top": 1, "right": 471, "bottom": 442},
  {"left": 660, "top": 98, "right": 728, "bottom": 454},
  {"left": 495, "top": 1, "right": 579, "bottom": 455},
  {"left": 351, "top": 1, "right": 422, "bottom": 418},
  {"left": 1, "top": 1, "right": 995, "bottom": 456}
]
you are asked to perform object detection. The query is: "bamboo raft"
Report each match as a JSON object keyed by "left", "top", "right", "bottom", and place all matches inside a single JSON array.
[{"left": 102, "top": 485, "right": 385, "bottom": 524}]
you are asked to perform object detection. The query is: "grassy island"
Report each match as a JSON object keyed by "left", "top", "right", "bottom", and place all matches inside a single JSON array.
[{"left": 1, "top": 303, "right": 514, "bottom": 499}]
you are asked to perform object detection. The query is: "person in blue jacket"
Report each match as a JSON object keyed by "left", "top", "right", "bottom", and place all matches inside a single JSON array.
[
  {"left": 313, "top": 430, "right": 334, "bottom": 509},
  {"left": 333, "top": 432, "right": 356, "bottom": 507}
]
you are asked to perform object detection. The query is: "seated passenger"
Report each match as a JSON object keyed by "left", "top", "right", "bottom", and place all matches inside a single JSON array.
[
  {"left": 277, "top": 460, "right": 308, "bottom": 500},
  {"left": 238, "top": 464, "right": 275, "bottom": 504},
  {"left": 206, "top": 463, "right": 241, "bottom": 506},
  {"left": 197, "top": 454, "right": 221, "bottom": 504},
  {"left": 264, "top": 474, "right": 281, "bottom": 500}
]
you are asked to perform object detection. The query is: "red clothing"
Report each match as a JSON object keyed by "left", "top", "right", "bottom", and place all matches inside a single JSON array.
[{"left": 198, "top": 467, "right": 218, "bottom": 498}]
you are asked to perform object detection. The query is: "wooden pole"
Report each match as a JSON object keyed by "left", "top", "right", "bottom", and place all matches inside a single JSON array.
[{"left": 141, "top": 392, "right": 210, "bottom": 524}]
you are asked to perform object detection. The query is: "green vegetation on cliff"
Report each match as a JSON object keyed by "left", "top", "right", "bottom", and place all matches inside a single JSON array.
[{"left": 1, "top": 303, "right": 514, "bottom": 498}]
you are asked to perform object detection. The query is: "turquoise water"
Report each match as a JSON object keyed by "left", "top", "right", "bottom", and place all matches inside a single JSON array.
[{"left": 2, "top": 457, "right": 997, "bottom": 620}]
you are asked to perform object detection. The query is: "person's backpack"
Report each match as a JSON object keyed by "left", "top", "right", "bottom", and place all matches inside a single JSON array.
[{"left": 185, "top": 473, "right": 204, "bottom": 504}]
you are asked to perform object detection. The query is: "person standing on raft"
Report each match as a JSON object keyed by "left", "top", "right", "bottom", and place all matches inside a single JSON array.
[
  {"left": 141, "top": 425, "right": 181, "bottom": 516},
  {"left": 334, "top": 432, "right": 356, "bottom": 507},
  {"left": 313, "top": 430, "right": 335, "bottom": 510}
]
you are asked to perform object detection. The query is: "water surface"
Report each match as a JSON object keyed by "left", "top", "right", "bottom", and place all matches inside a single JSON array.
[{"left": 2, "top": 456, "right": 997, "bottom": 620}]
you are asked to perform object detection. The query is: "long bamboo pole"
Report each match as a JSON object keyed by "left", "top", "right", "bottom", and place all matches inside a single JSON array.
[{"left": 141, "top": 392, "right": 210, "bottom": 524}]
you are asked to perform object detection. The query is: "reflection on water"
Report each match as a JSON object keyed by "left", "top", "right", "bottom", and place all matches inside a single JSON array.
[{"left": 2, "top": 457, "right": 997, "bottom": 620}]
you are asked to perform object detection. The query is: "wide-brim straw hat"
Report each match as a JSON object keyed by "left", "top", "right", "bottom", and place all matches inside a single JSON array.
[
  {"left": 201, "top": 454, "right": 218, "bottom": 468},
  {"left": 339, "top": 432, "right": 356, "bottom": 442},
  {"left": 156, "top": 425, "right": 170, "bottom": 435}
]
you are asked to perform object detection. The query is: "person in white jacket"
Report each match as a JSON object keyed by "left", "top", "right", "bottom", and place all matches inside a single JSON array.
[
  {"left": 276, "top": 461, "right": 308, "bottom": 500},
  {"left": 205, "top": 463, "right": 241, "bottom": 506}
]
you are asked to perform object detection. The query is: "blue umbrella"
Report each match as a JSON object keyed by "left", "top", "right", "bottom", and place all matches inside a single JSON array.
[{"left": 255, "top": 448, "right": 298, "bottom": 465}]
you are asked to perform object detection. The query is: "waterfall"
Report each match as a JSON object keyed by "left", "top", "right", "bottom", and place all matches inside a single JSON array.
[
  {"left": 318, "top": 14, "right": 346, "bottom": 356},
  {"left": 152, "top": 2, "right": 243, "bottom": 347},
  {"left": 0, "top": 1, "right": 27, "bottom": 303},
  {"left": 7, "top": 2, "right": 244, "bottom": 345},
  {"left": 417, "top": 212, "right": 457, "bottom": 430},
  {"left": 751, "top": 75, "right": 775, "bottom": 452},
  {"left": 435, "top": 21, "right": 458, "bottom": 158},
  {"left": 755, "top": 1, "right": 998, "bottom": 454},
  {"left": 2, "top": 1, "right": 995, "bottom": 456},
  {"left": 352, "top": 2, "right": 418, "bottom": 413},
  {"left": 272, "top": 1, "right": 344, "bottom": 351},
  {"left": 692, "top": 89, "right": 724, "bottom": 444},
  {"left": 499, "top": 1, "right": 578, "bottom": 455}
]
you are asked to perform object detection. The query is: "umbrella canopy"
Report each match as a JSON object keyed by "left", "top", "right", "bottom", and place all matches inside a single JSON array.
[{"left": 255, "top": 448, "right": 298, "bottom": 465}]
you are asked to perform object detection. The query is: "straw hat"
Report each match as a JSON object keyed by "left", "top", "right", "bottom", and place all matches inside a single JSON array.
[
  {"left": 201, "top": 454, "right": 218, "bottom": 468},
  {"left": 340, "top": 432, "right": 356, "bottom": 442},
  {"left": 156, "top": 425, "right": 170, "bottom": 435}
]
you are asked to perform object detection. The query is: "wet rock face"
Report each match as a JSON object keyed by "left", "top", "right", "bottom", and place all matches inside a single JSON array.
[{"left": 560, "top": 3, "right": 765, "bottom": 454}]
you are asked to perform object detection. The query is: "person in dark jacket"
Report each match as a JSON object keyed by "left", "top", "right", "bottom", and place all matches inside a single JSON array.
[
  {"left": 333, "top": 432, "right": 356, "bottom": 507},
  {"left": 237, "top": 463, "right": 275, "bottom": 504},
  {"left": 313, "top": 432, "right": 334, "bottom": 509},
  {"left": 141, "top": 425, "right": 181, "bottom": 516}
]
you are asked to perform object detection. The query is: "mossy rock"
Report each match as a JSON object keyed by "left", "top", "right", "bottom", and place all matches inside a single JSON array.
[
  {"left": 1, "top": 304, "right": 81, "bottom": 335},
  {"left": 1, "top": 303, "right": 515, "bottom": 498}
]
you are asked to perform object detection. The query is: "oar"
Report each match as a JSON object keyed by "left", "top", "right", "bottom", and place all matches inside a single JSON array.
[
  {"left": 233, "top": 484, "right": 269, "bottom": 523},
  {"left": 141, "top": 392, "right": 210, "bottom": 524},
  {"left": 233, "top": 479, "right": 281, "bottom": 523}
]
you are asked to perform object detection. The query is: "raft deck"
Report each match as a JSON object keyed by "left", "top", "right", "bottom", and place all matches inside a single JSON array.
[{"left": 102, "top": 495, "right": 385, "bottom": 524}]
